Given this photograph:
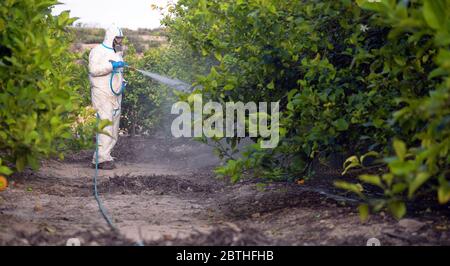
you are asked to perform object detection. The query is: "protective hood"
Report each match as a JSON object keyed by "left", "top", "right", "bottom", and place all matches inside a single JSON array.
[{"left": 103, "top": 25, "right": 124, "bottom": 49}]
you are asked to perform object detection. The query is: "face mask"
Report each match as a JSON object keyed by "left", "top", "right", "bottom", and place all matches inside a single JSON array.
[
  {"left": 114, "top": 45, "right": 123, "bottom": 52},
  {"left": 113, "top": 43, "right": 123, "bottom": 52},
  {"left": 113, "top": 38, "right": 124, "bottom": 52}
]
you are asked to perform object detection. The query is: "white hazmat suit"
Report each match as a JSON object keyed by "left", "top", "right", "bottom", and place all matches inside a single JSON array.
[{"left": 89, "top": 25, "right": 125, "bottom": 164}]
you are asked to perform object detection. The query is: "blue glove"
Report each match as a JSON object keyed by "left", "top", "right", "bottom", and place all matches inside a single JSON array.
[{"left": 111, "top": 60, "right": 127, "bottom": 69}]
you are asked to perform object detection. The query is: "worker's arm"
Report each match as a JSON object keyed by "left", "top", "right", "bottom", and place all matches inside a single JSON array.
[{"left": 88, "top": 48, "right": 113, "bottom": 77}]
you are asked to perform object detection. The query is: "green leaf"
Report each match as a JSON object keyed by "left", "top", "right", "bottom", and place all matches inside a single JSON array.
[
  {"left": 97, "top": 119, "right": 113, "bottom": 131},
  {"left": 358, "top": 204, "right": 369, "bottom": 222},
  {"left": 408, "top": 172, "right": 431, "bottom": 198},
  {"left": 434, "top": 31, "right": 450, "bottom": 46},
  {"left": 334, "top": 180, "right": 364, "bottom": 197},
  {"left": 360, "top": 151, "right": 380, "bottom": 166},
  {"left": 393, "top": 139, "right": 406, "bottom": 161},
  {"left": 423, "top": 0, "right": 447, "bottom": 30},
  {"left": 387, "top": 200, "right": 406, "bottom": 219},
  {"left": 333, "top": 118, "right": 349, "bottom": 131},
  {"left": 231, "top": 174, "right": 240, "bottom": 183},
  {"left": 214, "top": 52, "right": 222, "bottom": 61},
  {"left": 388, "top": 160, "right": 417, "bottom": 176},
  {"left": 382, "top": 173, "right": 394, "bottom": 187},
  {"left": 224, "top": 84, "right": 234, "bottom": 91},
  {"left": 436, "top": 49, "right": 450, "bottom": 68},
  {"left": 359, "top": 174, "right": 383, "bottom": 188},
  {"left": 392, "top": 183, "right": 407, "bottom": 194},
  {"left": 428, "top": 67, "right": 448, "bottom": 79},
  {"left": 0, "top": 165, "right": 13, "bottom": 176},
  {"left": 356, "top": 0, "right": 386, "bottom": 12},
  {"left": 438, "top": 185, "right": 450, "bottom": 204},
  {"left": 0, "top": 18, "right": 4, "bottom": 32},
  {"left": 342, "top": 155, "right": 360, "bottom": 175}
]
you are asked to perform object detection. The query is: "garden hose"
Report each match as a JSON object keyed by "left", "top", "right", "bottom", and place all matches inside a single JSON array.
[
  {"left": 93, "top": 116, "right": 144, "bottom": 246},
  {"left": 109, "top": 69, "right": 126, "bottom": 96},
  {"left": 93, "top": 117, "right": 116, "bottom": 231},
  {"left": 93, "top": 73, "right": 144, "bottom": 245},
  {"left": 108, "top": 62, "right": 128, "bottom": 116}
]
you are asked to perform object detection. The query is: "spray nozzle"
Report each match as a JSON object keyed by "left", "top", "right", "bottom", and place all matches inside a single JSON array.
[{"left": 108, "top": 60, "right": 134, "bottom": 70}]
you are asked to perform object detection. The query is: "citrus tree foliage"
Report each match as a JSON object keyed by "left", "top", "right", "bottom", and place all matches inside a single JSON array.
[
  {"left": 336, "top": 0, "right": 450, "bottom": 220},
  {"left": 0, "top": 0, "right": 100, "bottom": 173},
  {"left": 164, "top": 0, "right": 450, "bottom": 218}
]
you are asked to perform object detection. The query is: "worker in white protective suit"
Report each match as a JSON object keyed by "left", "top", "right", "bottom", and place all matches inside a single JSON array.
[{"left": 89, "top": 25, "right": 127, "bottom": 170}]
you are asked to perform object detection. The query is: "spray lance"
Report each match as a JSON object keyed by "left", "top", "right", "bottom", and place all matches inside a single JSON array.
[{"left": 110, "top": 60, "right": 193, "bottom": 93}]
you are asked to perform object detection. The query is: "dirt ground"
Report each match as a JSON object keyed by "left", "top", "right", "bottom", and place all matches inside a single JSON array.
[{"left": 0, "top": 136, "right": 449, "bottom": 246}]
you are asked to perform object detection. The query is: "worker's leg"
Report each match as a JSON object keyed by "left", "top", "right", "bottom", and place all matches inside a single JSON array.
[
  {"left": 92, "top": 89, "right": 116, "bottom": 164},
  {"left": 110, "top": 107, "right": 121, "bottom": 155},
  {"left": 108, "top": 95, "right": 122, "bottom": 159}
]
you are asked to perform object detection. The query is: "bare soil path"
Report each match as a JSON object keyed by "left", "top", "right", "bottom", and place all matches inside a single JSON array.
[{"left": 0, "top": 137, "right": 449, "bottom": 245}]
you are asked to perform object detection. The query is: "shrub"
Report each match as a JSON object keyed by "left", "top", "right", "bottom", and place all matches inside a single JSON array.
[
  {"left": 335, "top": 0, "right": 450, "bottom": 220},
  {"left": 0, "top": 0, "right": 80, "bottom": 174},
  {"left": 164, "top": 0, "right": 450, "bottom": 218}
]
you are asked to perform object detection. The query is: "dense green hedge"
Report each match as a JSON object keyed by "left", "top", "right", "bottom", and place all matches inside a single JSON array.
[
  {"left": 164, "top": 0, "right": 450, "bottom": 218},
  {"left": 338, "top": 0, "right": 450, "bottom": 219},
  {"left": 0, "top": 0, "right": 80, "bottom": 174}
]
